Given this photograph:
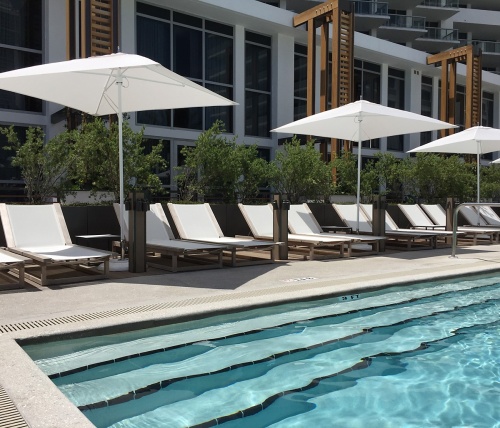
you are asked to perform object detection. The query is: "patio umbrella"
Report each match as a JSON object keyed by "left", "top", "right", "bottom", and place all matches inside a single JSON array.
[
  {"left": 271, "top": 100, "right": 455, "bottom": 231},
  {"left": 408, "top": 126, "right": 500, "bottom": 224},
  {"left": 0, "top": 53, "right": 236, "bottom": 254}
]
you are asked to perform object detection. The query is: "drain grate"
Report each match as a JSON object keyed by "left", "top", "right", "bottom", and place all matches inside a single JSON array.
[
  {"left": 0, "top": 277, "right": 326, "bottom": 335},
  {"left": 0, "top": 385, "right": 29, "bottom": 428}
]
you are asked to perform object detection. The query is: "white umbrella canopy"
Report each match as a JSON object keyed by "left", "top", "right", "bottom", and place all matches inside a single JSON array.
[
  {"left": 408, "top": 126, "right": 500, "bottom": 213},
  {"left": 0, "top": 53, "right": 236, "bottom": 253},
  {"left": 272, "top": 99, "right": 456, "bottom": 231}
]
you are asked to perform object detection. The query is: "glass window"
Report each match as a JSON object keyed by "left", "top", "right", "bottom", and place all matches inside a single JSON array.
[
  {"left": 482, "top": 92, "right": 494, "bottom": 160},
  {"left": 353, "top": 60, "right": 380, "bottom": 149},
  {"left": 205, "top": 33, "right": 233, "bottom": 85},
  {"left": 136, "top": 4, "right": 234, "bottom": 132},
  {"left": 482, "top": 91, "right": 494, "bottom": 127},
  {"left": 420, "top": 76, "right": 433, "bottom": 146},
  {"left": 245, "top": 31, "right": 271, "bottom": 137},
  {"left": 294, "top": 43, "right": 307, "bottom": 121},
  {"left": 136, "top": 14, "right": 171, "bottom": 126},
  {"left": 0, "top": 1, "right": 42, "bottom": 112},
  {"left": 0, "top": 0, "right": 42, "bottom": 50},
  {"left": 455, "top": 84, "right": 465, "bottom": 130},
  {"left": 387, "top": 67, "right": 405, "bottom": 152},
  {"left": 354, "top": 60, "right": 380, "bottom": 103},
  {"left": 173, "top": 25, "right": 202, "bottom": 79}
]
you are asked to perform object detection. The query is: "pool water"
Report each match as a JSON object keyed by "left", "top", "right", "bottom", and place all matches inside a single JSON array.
[{"left": 24, "top": 274, "right": 500, "bottom": 428}]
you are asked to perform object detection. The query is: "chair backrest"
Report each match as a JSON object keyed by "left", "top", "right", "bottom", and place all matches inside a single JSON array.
[
  {"left": 114, "top": 203, "right": 176, "bottom": 243},
  {"left": 332, "top": 204, "right": 373, "bottom": 233},
  {"left": 113, "top": 203, "right": 129, "bottom": 240},
  {"left": 238, "top": 204, "right": 273, "bottom": 238},
  {"left": 398, "top": 204, "right": 435, "bottom": 227},
  {"left": 420, "top": 204, "right": 446, "bottom": 226},
  {"left": 0, "top": 203, "right": 71, "bottom": 248},
  {"left": 361, "top": 203, "right": 399, "bottom": 231},
  {"left": 477, "top": 205, "right": 500, "bottom": 226},
  {"left": 288, "top": 204, "right": 323, "bottom": 235},
  {"left": 460, "top": 205, "right": 488, "bottom": 226},
  {"left": 167, "top": 203, "right": 224, "bottom": 240},
  {"left": 147, "top": 204, "right": 176, "bottom": 242}
]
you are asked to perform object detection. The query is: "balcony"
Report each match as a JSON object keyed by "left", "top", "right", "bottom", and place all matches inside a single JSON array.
[
  {"left": 352, "top": 1, "right": 389, "bottom": 32},
  {"left": 412, "top": 27, "right": 459, "bottom": 52},
  {"left": 415, "top": 0, "right": 459, "bottom": 21},
  {"left": 460, "top": 40, "right": 500, "bottom": 69},
  {"left": 377, "top": 14, "right": 427, "bottom": 44},
  {"left": 384, "top": 0, "right": 424, "bottom": 9}
]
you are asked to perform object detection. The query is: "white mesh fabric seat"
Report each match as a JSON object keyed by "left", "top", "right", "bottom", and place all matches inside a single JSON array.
[
  {"left": 0, "top": 203, "right": 110, "bottom": 286},
  {"left": 167, "top": 203, "right": 275, "bottom": 266},
  {"left": 288, "top": 203, "right": 384, "bottom": 254},
  {"left": 238, "top": 203, "right": 353, "bottom": 259},
  {"left": 114, "top": 203, "right": 224, "bottom": 271}
]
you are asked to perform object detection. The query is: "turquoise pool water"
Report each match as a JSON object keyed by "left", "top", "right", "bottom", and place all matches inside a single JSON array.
[{"left": 23, "top": 274, "right": 500, "bottom": 428}]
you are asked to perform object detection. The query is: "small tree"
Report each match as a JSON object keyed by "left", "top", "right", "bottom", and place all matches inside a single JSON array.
[
  {"left": 331, "top": 151, "right": 358, "bottom": 196},
  {"left": 269, "top": 137, "right": 333, "bottom": 203},
  {"left": 175, "top": 121, "right": 268, "bottom": 203},
  {"left": 482, "top": 164, "right": 500, "bottom": 201},
  {"left": 1, "top": 126, "right": 76, "bottom": 203},
  {"left": 70, "top": 117, "right": 167, "bottom": 201}
]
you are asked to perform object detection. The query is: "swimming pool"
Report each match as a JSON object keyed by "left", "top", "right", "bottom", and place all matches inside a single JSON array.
[{"left": 23, "top": 274, "right": 500, "bottom": 428}]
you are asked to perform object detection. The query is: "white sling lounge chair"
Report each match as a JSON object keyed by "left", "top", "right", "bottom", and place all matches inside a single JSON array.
[
  {"left": 238, "top": 203, "right": 353, "bottom": 259},
  {"left": 333, "top": 204, "right": 437, "bottom": 249},
  {"left": 113, "top": 203, "right": 224, "bottom": 272},
  {"left": 167, "top": 203, "right": 275, "bottom": 266},
  {"left": 420, "top": 204, "right": 499, "bottom": 245},
  {"left": 288, "top": 203, "right": 384, "bottom": 254},
  {"left": 476, "top": 205, "right": 500, "bottom": 226},
  {"left": 0, "top": 203, "right": 110, "bottom": 286},
  {"left": 397, "top": 204, "right": 463, "bottom": 243}
]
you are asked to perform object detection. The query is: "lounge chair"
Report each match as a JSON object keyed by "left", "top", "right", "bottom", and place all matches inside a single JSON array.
[
  {"left": 167, "top": 203, "right": 275, "bottom": 266},
  {"left": 397, "top": 204, "right": 463, "bottom": 243},
  {"left": 476, "top": 205, "right": 500, "bottom": 226},
  {"left": 238, "top": 203, "right": 353, "bottom": 259},
  {"left": 333, "top": 203, "right": 437, "bottom": 249},
  {"left": 420, "top": 204, "right": 500, "bottom": 245},
  {"left": 113, "top": 203, "right": 224, "bottom": 272},
  {"left": 0, "top": 248, "right": 29, "bottom": 289},
  {"left": 288, "top": 203, "right": 385, "bottom": 254},
  {"left": 0, "top": 203, "right": 110, "bottom": 286}
]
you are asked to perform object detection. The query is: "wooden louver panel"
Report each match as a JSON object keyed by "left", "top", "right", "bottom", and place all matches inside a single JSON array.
[
  {"left": 89, "top": 0, "right": 114, "bottom": 56},
  {"left": 467, "top": 51, "right": 482, "bottom": 128}
]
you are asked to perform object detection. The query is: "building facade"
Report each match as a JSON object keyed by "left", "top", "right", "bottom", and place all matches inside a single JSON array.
[{"left": 1, "top": 0, "right": 500, "bottom": 197}]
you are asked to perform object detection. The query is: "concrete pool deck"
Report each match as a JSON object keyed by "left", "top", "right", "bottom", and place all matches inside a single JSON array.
[{"left": 1, "top": 244, "right": 500, "bottom": 427}]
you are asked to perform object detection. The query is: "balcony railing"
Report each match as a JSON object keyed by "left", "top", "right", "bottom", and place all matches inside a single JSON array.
[
  {"left": 460, "top": 40, "right": 500, "bottom": 54},
  {"left": 352, "top": 0, "right": 388, "bottom": 16},
  {"left": 420, "top": 0, "right": 459, "bottom": 7},
  {"left": 420, "top": 27, "right": 458, "bottom": 41},
  {"left": 384, "top": 14, "right": 426, "bottom": 29}
]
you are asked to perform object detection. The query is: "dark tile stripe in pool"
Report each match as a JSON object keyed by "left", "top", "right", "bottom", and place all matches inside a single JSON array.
[
  {"left": 77, "top": 329, "right": 369, "bottom": 411},
  {"left": 50, "top": 288, "right": 494, "bottom": 379},
  {"left": 75, "top": 299, "right": 496, "bottom": 412},
  {"left": 172, "top": 319, "right": 498, "bottom": 428},
  {"left": 188, "top": 358, "right": 372, "bottom": 428},
  {"left": 47, "top": 289, "right": 455, "bottom": 379}
]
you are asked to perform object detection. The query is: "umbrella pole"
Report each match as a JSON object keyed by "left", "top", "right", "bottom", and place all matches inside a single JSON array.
[
  {"left": 476, "top": 147, "right": 480, "bottom": 226},
  {"left": 117, "top": 72, "right": 125, "bottom": 259},
  {"left": 356, "top": 118, "right": 362, "bottom": 233}
]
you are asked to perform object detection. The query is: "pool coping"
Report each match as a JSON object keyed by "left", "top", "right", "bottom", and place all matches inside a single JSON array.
[{"left": 1, "top": 245, "right": 500, "bottom": 427}]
